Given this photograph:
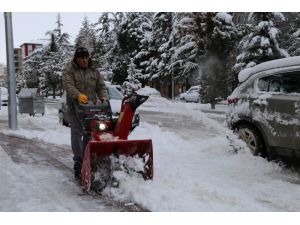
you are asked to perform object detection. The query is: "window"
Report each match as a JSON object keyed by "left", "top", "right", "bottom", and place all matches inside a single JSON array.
[
  {"left": 258, "top": 72, "right": 300, "bottom": 94},
  {"left": 107, "top": 87, "right": 123, "bottom": 100}
]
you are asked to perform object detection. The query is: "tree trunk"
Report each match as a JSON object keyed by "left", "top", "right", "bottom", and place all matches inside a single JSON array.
[{"left": 210, "top": 101, "right": 216, "bottom": 109}]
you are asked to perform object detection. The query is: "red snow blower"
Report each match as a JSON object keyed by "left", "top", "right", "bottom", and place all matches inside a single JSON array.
[{"left": 78, "top": 94, "right": 153, "bottom": 193}]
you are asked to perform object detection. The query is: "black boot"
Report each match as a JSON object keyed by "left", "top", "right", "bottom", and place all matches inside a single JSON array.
[{"left": 74, "top": 161, "right": 82, "bottom": 179}]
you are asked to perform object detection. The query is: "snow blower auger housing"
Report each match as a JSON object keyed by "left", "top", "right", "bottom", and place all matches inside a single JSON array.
[{"left": 79, "top": 94, "right": 153, "bottom": 193}]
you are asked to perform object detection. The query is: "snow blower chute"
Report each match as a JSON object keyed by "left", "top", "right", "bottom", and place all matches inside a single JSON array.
[{"left": 78, "top": 94, "right": 153, "bottom": 193}]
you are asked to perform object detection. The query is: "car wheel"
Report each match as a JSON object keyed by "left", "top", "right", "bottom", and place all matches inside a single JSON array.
[{"left": 236, "top": 124, "right": 266, "bottom": 157}]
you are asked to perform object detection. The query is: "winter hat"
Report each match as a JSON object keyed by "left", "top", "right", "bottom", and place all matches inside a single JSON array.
[{"left": 74, "top": 47, "right": 89, "bottom": 58}]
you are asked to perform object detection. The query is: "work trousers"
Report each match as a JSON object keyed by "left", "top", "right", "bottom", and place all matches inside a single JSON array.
[{"left": 69, "top": 113, "right": 84, "bottom": 163}]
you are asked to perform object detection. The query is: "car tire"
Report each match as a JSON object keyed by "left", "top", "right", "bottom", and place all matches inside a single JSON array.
[{"left": 236, "top": 124, "right": 266, "bottom": 157}]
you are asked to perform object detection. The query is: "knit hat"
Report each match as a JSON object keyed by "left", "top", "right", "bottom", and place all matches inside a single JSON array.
[{"left": 74, "top": 47, "right": 89, "bottom": 58}]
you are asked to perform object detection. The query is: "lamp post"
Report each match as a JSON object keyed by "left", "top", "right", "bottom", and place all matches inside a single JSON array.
[
  {"left": 171, "top": 35, "right": 175, "bottom": 102},
  {"left": 4, "top": 12, "right": 18, "bottom": 130}
]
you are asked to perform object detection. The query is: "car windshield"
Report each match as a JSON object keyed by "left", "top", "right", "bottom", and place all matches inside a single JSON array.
[{"left": 107, "top": 86, "right": 123, "bottom": 100}]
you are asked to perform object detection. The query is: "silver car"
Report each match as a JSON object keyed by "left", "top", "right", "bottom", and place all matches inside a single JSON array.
[
  {"left": 179, "top": 85, "right": 201, "bottom": 103},
  {"left": 0, "top": 87, "right": 8, "bottom": 106},
  {"left": 226, "top": 56, "right": 300, "bottom": 159}
]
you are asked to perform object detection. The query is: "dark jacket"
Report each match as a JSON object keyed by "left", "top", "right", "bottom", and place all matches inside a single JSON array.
[{"left": 62, "top": 59, "right": 108, "bottom": 113}]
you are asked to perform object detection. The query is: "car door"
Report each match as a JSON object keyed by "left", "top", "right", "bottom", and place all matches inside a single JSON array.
[{"left": 256, "top": 72, "right": 300, "bottom": 150}]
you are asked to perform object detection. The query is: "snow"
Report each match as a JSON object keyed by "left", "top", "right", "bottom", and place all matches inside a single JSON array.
[
  {"left": 1, "top": 96, "right": 300, "bottom": 215},
  {"left": 215, "top": 12, "right": 232, "bottom": 24}
]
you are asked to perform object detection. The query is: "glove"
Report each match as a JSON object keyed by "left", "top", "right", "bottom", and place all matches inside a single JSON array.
[{"left": 78, "top": 94, "right": 88, "bottom": 104}]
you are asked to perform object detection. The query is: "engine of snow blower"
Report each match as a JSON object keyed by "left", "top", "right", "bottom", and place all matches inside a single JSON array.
[{"left": 77, "top": 94, "right": 153, "bottom": 193}]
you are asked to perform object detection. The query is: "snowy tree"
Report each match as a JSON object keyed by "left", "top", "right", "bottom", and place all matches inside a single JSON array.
[
  {"left": 74, "top": 16, "right": 97, "bottom": 56},
  {"left": 122, "top": 59, "right": 142, "bottom": 95},
  {"left": 102, "top": 12, "right": 152, "bottom": 85},
  {"left": 285, "top": 13, "right": 300, "bottom": 56},
  {"left": 145, "top": 13, "right": 174, "bottom": 83},
  {"left": 116, "top": 12, "right": 152, "bottom": 85},
  {"left": 200, "top": 12, "right": 238, "bottom": 108},
  {"left": 39, "top": 13, "right": 72, "bottom": 98},
  {"left": 170, "top": 13, "right": 205, "bottom": 83},
  {"left": 94, "top": 12, "right": 125, "bottom": 80},
  {"left": 17, "top": 47, "right": 45, "bottom": 91},
  {"left": 233, "top": 12, "right": 289, "bottom": 77},
  {"left": 288, "top": 29, "right": 300, "bottom": 56}
]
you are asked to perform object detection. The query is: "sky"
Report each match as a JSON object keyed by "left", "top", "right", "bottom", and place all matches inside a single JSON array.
[{"left": 0, "top": 12, "right": 101, "bottom": 64}]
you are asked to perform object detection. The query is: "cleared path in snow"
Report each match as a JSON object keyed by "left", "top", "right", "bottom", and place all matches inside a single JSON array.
[{"left": 0, "top": 133, "right": 147, "bottom": 211}]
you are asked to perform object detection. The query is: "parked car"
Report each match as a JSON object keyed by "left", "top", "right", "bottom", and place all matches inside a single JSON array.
[
  {"left": 0, "top": 87, "right": 8, "bottom": 106},
  {"left": 137, "top": 86, "right": 161, "bottom": 97},
  {"left": 179, "top": 85, "right": 201, "bottom": 103},
  {"left": 58, "top": 85, "right": 140, "bottom": 130},
  {"left": 226, "top": 56, "right": 300, "bottom": 159}
]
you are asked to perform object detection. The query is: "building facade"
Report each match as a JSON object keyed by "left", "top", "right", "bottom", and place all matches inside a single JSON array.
[
  {"left": 20, "top": 42, "right": 43, "bottom": 63},
  {"left": 14, "top": 48, "right": 22, "bottom": 74},
  {"left": 0, "top": 63, "right": 7, "bottom": 87}
]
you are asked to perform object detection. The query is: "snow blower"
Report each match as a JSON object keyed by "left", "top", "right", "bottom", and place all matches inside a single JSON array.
[{"left": 78, "top": 94, "right": 153, "bottom": 193}]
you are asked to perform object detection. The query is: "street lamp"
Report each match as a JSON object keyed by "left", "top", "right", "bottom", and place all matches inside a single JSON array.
[
  {"left": 171, "top": 35, "right": 175, "bottom": 102},
  {"left": 4, "top": 12, "right": 18, "bottom": 130}
]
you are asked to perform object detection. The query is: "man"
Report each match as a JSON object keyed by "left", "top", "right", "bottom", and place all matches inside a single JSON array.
[{"left": 63, "top": 47, "right": 108, "bottom": 179}]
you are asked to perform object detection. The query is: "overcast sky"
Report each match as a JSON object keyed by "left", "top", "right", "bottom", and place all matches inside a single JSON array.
[{"left": 0, "top": 12, "right": 100, "bottom": 64}]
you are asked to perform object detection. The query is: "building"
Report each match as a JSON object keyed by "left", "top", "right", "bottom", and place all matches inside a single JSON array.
[
  {"left": 13, "top": 41, "right": 46, "bottom": 73},
  {"left": 14, "top": 48, "right": 22, "bottom": 74},
  {"left": 20, "top": 42, "right": 43, "bottom": 63},
  {"left": 0, "top": 63, "right": 7, "bottom": 87}
]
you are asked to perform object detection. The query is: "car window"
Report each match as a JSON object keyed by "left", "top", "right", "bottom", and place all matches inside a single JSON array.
[
  {"left": 0, "top": 88, "right": 8, "bottom": 95},
  {"left": 107, "top": 87, "right": 123, "bottom": 100},
  {"left": 257, "top": 72, "right": 300, "bottom": 94}
]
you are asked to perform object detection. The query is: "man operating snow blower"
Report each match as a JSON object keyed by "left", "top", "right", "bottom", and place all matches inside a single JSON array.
[
  {"left": 63, "top": 47, "right": 153, "bottom": 193},
  {"left": 63, "top": 47, "right": 108, "bottom": 179}
]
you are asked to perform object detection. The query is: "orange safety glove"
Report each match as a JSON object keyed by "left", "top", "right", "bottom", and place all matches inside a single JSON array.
[{"left": 78, "top": 94, "right": 88, "bottom": 104}]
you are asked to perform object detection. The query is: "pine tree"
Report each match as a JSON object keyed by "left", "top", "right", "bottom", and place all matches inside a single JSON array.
[
  {"left": 233, "top": 12, "right": 289, "bottom": 76},
  {"left": 201, "top": 12, "right": 238, "bottom": 108},
  {"left": 146, "top": 13, "right": 174, "bottom": 82},
  {"left": 18, "top": 48, "right": 45, "bottom": 90},
  {"left": 94, "top": 13, "right": 126, "bottom": 82},
  {"left": 122, "top": 59, "right": 142, "bottom": 95},
  {"left": 75, "top": 16, "right": 97, "bottom": 56},
  {"left": 40, "top": 13, "right": 72, "bottom": 98},
  {"left": 171, "top": 13, "right": 204, "bottom": 83},
  {"left": 286, "top": 13, "right": 300, "bottom": 56},
  {"left": 106, "top": 13, "right": 152, "bottom": 85}
]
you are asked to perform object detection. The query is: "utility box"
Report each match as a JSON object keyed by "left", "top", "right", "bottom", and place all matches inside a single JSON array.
[{"left": 18, "top": 88, "right": 45, "bottom": 116}]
